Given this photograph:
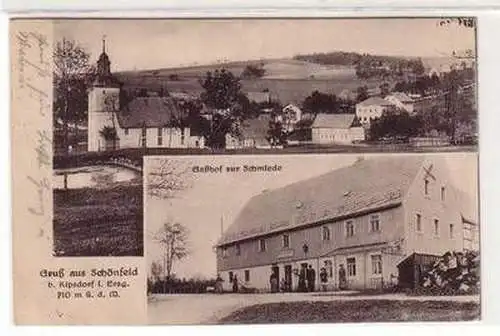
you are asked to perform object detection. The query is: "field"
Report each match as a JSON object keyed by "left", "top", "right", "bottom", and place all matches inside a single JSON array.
[
  {"left": 116, "top": 58, "right": 382, "bottom": 104},
  {"left": 218, "top": 300, "right": 480, "bottom": 324},
  {"left": 53, "top": 182, "right": 143, "bottom": 257}
]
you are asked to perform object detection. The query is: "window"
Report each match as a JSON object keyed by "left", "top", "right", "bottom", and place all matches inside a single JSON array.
[
  {"left": 424, "top": 179, "right": 429, "bottom": 196},
  {"left": 282, "top": 234, "right": 290, "bottom": 248},
  {"left": 370, "top": 214, "right": 380, "bottom": 232},
  {"left": 222, "top": 247, "right": 228, "bottom": 258},
  {"left": 449, "top": 224, "right": 454, "bottom": 239},
  {"left": 347, "top": 257, "right": 356, "bottom": 277},
  {"left": 157, "top": 128, "right": 163, "bottom": 146},
  {"left": 228, "top": 271, "right": 233, "bottom": 282},
  {"left": 371, "top": 255, "right": 383, "bottom": 275},
  {"left": 434, "top": 219, "right": 440, "bottom": 236},
  {"left": 345, "top": 220, "right": 355, "bottom": 237},
  {"left": 416, "top": 214, "right": 422, "bottom": 232},
  {"left": 322, "top": 226, "right": 331, "bottom": 241},
  {"left": 259, "top": 239, "right": 266, "bottom": 252},
  {"left": 235, "top": 244, "right": 241, "bottom": 256},
  {"left": 441, "top": 187, "right": 446, "bottom": 201},
  {"left": 124, "top": 128, "right": 129, "bottom": 135},
  {"left": 244, "top": 270, "right": 250, "bottom": 282}
]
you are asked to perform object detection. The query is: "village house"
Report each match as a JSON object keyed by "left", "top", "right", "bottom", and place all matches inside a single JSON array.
[
  {"left": 311, "top": 114, "right": 365, "bottom": 144},
  {"left": 87, "top": 40, "right": 204, "bottom": 152},
  {"left": 355, "top": 97, "right": 396, "bottom": 126},
  {"left": 215, "top": 156, "right": 476, "bottom": 292},
  {"left": 225, "top": 116, "right": 272, "bottom": 149},
  {"left": 280, "top": 103, "right": 303, "bottom": 132},
  {"left": 384, "top": 92, "right": 415, "bottom": 114}
]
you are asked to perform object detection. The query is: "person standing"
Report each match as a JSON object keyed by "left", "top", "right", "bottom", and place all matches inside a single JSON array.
[
  {"left": 320, "top": 267, "right": 328, "bottom": 292},
  {"left": 307, "top": 265, "right": 316, "bottom": 292},
  {"left": 269, "top": 269, "right": 278, "bottom": 293},
  {"left": 338, "top": 264, "right": 347, "bottom": 290},
  {"left": 298, "top": 264, "right": 307, "bottom": 292},
  {"left": 215, "top": 274, "right": 224, "bottom": 294},
  {"left": 232, "top": 274, "right": 239, "bottom": 293}
]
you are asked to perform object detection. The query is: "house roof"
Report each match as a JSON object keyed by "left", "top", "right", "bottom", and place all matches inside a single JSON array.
[
  {"left": 217, "top": 156, "right": 426, "bottom": 246},
  {"left": 387, "top": 92, "right": 413, "bottom": 103},
  {"left": 311, "top": 114, "right": 356, "bottom": 129},
  {"left": 357, "top": 97, "right": 395, "bottom": 107},
  {"left": 117, "top": 97, "right": 183, "bottom": 128}
]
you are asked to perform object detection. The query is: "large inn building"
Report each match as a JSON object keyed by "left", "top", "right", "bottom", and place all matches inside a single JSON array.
[{"left": 215, "top": 156, "right": 478, "bottom": 292}]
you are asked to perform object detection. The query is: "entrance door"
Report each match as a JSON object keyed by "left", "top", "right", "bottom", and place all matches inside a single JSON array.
[
  {"left": 284, "top": 265, "right": 292, "bottom": 292},
  {"left": 271, "top": 265, "right": 280, "bottom": 293}
]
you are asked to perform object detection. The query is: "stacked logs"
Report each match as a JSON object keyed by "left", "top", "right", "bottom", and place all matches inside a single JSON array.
[{"left": 411, "top": 251, "right": 480, "bottom": 296}]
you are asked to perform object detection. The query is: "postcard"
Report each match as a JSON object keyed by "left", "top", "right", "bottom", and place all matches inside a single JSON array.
[{"left": 10, "top": 17, "right": 479, "bottom": 324}]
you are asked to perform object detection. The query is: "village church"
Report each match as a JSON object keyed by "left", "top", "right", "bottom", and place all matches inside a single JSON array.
[{"left": 87, "top": 40, "right": 205, "bottom": 152}]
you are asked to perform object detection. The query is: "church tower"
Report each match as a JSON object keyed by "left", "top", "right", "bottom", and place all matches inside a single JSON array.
[{"left": 88, "top": 37, "right": 121, "bottom": 152}]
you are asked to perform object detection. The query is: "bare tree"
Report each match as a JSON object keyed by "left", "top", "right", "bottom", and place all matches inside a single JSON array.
[
  {"left": 147, "top": 159, "right": 193, "bottom": 199},
  {"left": 53, "top": 38, "right": 94, "bottom": 189},
  {"left": 150, "top": 260, "right": 163, "bottom": 282},
  {"left": 153, "top": 222, "right": 189, "bottom": 292}
]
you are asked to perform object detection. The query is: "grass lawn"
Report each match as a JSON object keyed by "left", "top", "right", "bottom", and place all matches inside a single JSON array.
[
  {"left": 53, "top": 182, "right": 143, "bottom": 257},
  {"left": 218, "top": 300, "right": 480, "bottom": 324}
]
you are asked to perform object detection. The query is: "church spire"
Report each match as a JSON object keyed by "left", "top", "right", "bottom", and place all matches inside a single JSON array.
[{"left": 94, "top": 35, "right": 117, "bottom": 87}]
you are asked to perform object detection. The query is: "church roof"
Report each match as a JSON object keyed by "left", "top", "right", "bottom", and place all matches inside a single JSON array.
[
  {"left": 217, "top": 156, "right": 426, "bottom": 246},
  {"left": 117, "top": 97, "right": 184, "bottom": 128}
]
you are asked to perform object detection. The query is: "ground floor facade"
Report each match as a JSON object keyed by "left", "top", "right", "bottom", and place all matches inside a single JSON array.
[
  {"left": 311, "top": 127, "right": 365, "bottom": 145},
  {"left": 219, "top": 247, "right": 403, "bottom": 293}
]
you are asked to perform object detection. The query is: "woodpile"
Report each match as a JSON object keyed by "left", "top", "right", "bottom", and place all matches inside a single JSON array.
[{"left": 410, "top": 251, "right": 479, "bottom": 296}]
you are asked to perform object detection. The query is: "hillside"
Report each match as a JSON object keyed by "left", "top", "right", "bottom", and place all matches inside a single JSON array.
[
  {"left": 113, "top": 55, "right": 458, "bottom": 105},
  {"left": 114, "top": 58, "right": 375, "bottom": 105}
]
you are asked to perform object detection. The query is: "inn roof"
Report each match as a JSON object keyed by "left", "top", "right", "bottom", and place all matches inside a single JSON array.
[{"left": 217, "top": 156, "right": 426, "bottom": 246}]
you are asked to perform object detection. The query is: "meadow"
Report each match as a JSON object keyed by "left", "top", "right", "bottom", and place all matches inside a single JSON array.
[{"left": 116, "top": 58, "right": 382, "bottom": 104}]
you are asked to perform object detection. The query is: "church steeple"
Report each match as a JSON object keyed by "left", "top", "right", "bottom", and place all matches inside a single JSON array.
[{"left": 94, "top": 35, "right": 117, "bottom": 87}]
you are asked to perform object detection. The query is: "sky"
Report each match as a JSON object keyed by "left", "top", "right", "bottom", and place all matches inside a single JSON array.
[
  {"left": 54, "top": 18, "right": 476, "bottom": 72},
  {"left": 145, "top": 153, "right": 478, "bottom": 280}
]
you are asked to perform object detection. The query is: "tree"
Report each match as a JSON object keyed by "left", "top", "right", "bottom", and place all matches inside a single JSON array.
[
  {"left": 147, "top": 159, "right": 192, "bottom": 200},
  {"left": 302, "top": 90, "right": 339, "bottom": 115},
  {"left": 153, "top": 222, "right": 189, "bottom": 291},
  {"left": 199, "top": 69, "right": 248, "bottom": 148},
  {"left": 369, "top": 110, "right": 423, "bottom": 141},
  {"left": 356, "top": 86, "right": 369, "bottom": 103},
  {"left": 53, "top": 38, "right": 95, "bottom": 189},
  {"left": 380, "top": 82, "right": 390, "bottom": 97},
  {"left": 53, "top": 38, "right": 95, "bottom": 124},
  {"left": 267, "top": 120, "right": 286, "bottom": 147},
  {"left": 150, "top": 261, "right": 163, "bottom": 282},
  {"left": 99, "top": 126, "right": 119, "bottom": 150},
  {"left": 200, "top": 69, "right": 243, "bottom": 112},
  {"left": 241, "top": 64, "right": 266, "bottom": 79}
]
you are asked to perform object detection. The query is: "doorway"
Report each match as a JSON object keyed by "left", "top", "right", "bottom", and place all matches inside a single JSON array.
[{"left": 284, "top": 265, "right": 292, "bottom": 292}]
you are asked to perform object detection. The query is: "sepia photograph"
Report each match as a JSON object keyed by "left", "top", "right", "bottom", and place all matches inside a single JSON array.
[
  {"left": 51, "top": 17, "right": 477, "bottom": 257},
  {"left": 146, "top": 153, "right": 479, "bottom": 324}
]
